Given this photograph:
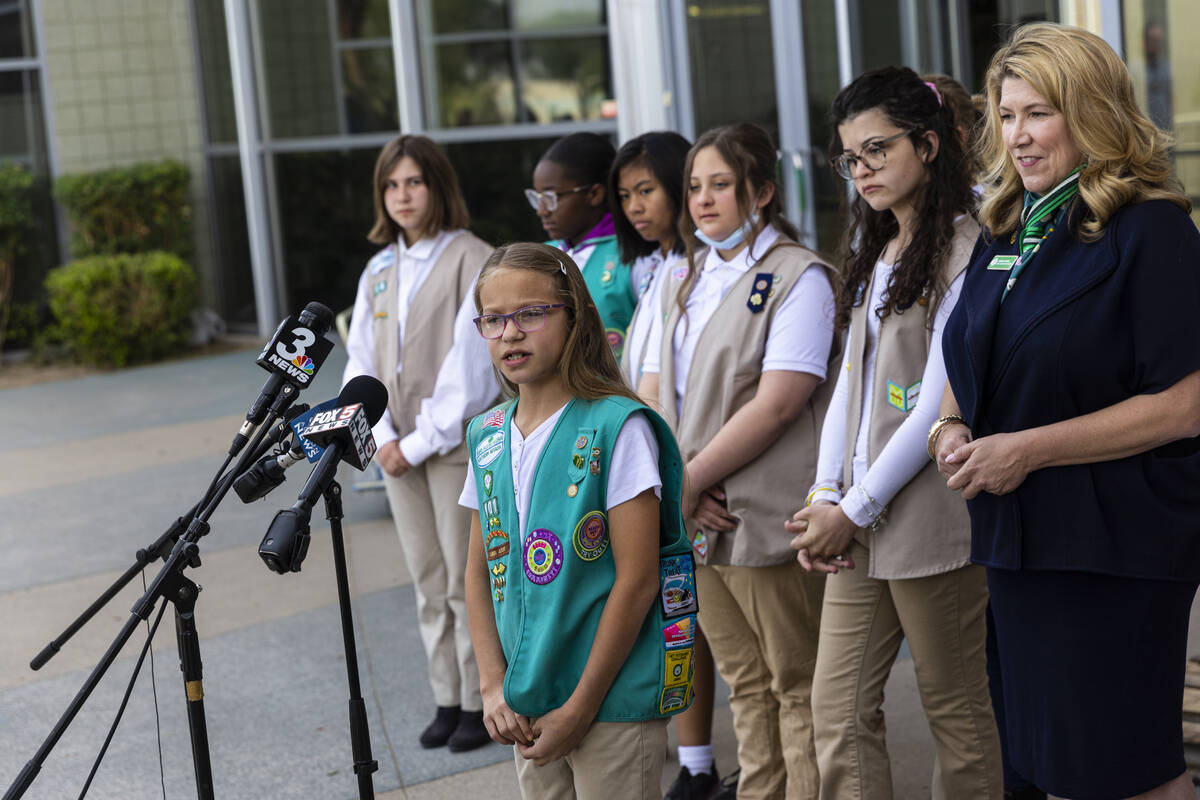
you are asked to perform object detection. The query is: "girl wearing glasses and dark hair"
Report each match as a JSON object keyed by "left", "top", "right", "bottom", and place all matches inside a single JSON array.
[
  {"left": 530, "top": 133, "right": 638, "bottom": 359},
  {"left": 785, "top": 67, "right": 1002, "bottom": 798},
  {"left": 343, "top": 134, "right": 498, "bottom": 753},
  {"left": 459, "top": 242, "right": 696, "bottom": 798},
  {"left": 638, "top": 123, "right": 836, "bottom": 798}
]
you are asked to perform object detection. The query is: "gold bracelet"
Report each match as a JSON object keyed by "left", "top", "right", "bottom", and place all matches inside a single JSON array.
[{"left": 926, "top": 415, "right": 967, "bottom": 461}]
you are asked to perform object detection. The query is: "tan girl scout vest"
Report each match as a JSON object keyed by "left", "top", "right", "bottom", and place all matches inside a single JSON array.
[
  {"left": 842, "top": 215, "right": 979, "bottom": 579},
  {"left": 658, "top": 238, "right": 839, "bottom": 567},
  {"left": 369, "top": 230, "right": 494, "bottom": 465}
]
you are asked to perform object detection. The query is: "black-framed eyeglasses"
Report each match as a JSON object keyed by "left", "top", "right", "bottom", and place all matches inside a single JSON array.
[
  {"left": 830, "top": 130, "right": 914, "bottom": 180},
  {"left": 473, "top": 304, "right": 567, "bottom": 339},
  {"left": 524, "top": 185, "right": 591, "bottom": 212}
]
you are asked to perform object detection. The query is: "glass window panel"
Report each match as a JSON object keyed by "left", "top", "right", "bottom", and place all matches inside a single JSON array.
[
  {"left": 0, "top": 0, "right": 34, "bottom": 60},
  {"left": 337, "top": 0, "right": 391, "bottom": 39},
  {"left": 258, "top": 0, "right": 339, "bottom": 138},
  {"left": 444, "top": 136, "right": 559, "bottom": 244},
  {"left": 193, "top": 0, "right": 238, "bottom": 144},
  {"left": 429, "top": 0, "right": 508, "bottom": 34},
  {"left": 685, "top": 0, "right": 778, "bottom": 141},
  {"left": 0, "top": 71, "right": 33, "bottom": 161},
  {"left": 341, "top": 48, "right": 398, "bottom": 132},
  {"left": 519, "top": 36, "right": 612, "bottom": 124},
  {"left": 207, "top": 156, "right": 255, "bottom": 325},
  {"left": 964, "top": 0, "right": 1057, "bottom": 92},
  {"left": 433, "top": 41, "right": 517, "bottom": 127},
  {"left": 799, "top": 0, "right": 845, "bottom": 254},
  {"left": 274, "top": 149, "right": 380, "bottom": 317},
  {"left": 1124, "top": 0, "right": 1200, "bottom": 229},
  {"left": 514, "top": 0, "right": 603, "bottom": 31}
]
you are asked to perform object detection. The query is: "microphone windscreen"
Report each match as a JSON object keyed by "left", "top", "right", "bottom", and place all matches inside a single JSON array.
[
  {"left": 300, "top": 301, "right": 335, "bottom": 330},
  {"left": 338, "top": 375, "right": 388, "bottom": 426}
]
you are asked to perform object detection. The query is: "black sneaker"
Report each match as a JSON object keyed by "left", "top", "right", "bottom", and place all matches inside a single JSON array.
[
  {"left": 418, "top": 705, "right": 460, "bottom": 748},
  {"left": 711, "top": 767, "right": 739, "bottom": 799},
  {"left": 665, "top": 764, "right": 720, "bottom": 800},
  {"left": 447, "top": 709, "right": 491, "bottom": 752}
]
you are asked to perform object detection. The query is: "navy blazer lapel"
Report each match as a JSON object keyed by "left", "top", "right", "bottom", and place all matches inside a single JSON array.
[
  {"left": 957, "top": 234, "right": 1008, "bottom": 426},
  {"left": 988, "top": 207, "right": 1118, "bottom": 388}
]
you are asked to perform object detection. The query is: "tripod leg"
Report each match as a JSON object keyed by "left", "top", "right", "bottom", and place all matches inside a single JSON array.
[
  {"left": 325, "top": 483, "right": 378, "bottom": 799},
  {"left": 169, "top": 576, "right": 216, "bottom": 800}
]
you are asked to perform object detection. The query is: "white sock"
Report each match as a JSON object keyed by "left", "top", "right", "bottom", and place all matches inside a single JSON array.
[{"left": 678, "top": 744, "right": 714, "bottom": 775}]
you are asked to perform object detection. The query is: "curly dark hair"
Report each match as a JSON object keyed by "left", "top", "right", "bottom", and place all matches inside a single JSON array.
[{"left": 829, "top": 66, "right": 976, "bottom": 329}]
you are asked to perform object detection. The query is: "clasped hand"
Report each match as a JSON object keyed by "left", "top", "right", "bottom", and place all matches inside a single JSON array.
[
  {"left": 785, "top": 501, "right": 857, "bottom": 574},
  {"left": 483, "top": 688, "right": 593, "bottom": 765},
  {"left": 682, "top": 482, "right": 737, "bottom": 532},
  {"left": 938, "top": 429, "right": 1032, "bottom": 499}
]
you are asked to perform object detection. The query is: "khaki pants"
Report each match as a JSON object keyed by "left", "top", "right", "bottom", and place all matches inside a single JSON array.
[
  {"left": 811, "top": 539, "right": 1002, "bottom": 800},
  {"left": 382, "top": 457, "right": 480, "bottom": 711},
  {"left": 696, "top": 562, "right": 824, "bottom": 800},
  {"left": 514, "top": 719, "right": 669, "bottom": 799}
]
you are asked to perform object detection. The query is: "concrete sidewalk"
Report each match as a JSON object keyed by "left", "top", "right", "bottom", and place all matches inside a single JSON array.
[{"left": 0, "top": 345, "right": 1193, "bottom": 799}]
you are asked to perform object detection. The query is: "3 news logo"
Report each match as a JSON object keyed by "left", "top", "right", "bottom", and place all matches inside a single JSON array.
[{"left": 257, "top": 316, "right": 333, "bottom": 386}]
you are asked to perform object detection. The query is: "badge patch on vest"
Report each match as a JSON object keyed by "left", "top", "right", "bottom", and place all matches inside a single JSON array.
[
  {"left": 886, "top": 380, "right": 921, "bottom": 413},
  {"left": 664, "top": 649, "right": 692, "bottom": 688},
  {"left": 987, "top": 254, "right": 1018, "bottom": 271},
  {"left": 746, "top": 272, "right": 774, "bottom": 313},
  {"left": 491, "top": 562, "right": 507, "bottom": 600},
  {"left": 524, "top": 529, "right": 564, "bottom": 584},
  {"left": 483, "top": 470, "right": 493, "bottom": 497},
  {"left": 659, "top": 684, "right": 690, "bottom": 714},
  {"left": 474, "top": 431, "right": 505, "bottom": 467},
  {"left": 483, "top": 497, "right": 501, "bottom": 531},
  {"left": 483, "top": 407, "right": 506, "bottom": 429},
  {"left": 690, "top": 530, "right": 708, "bottom": 561},
  {"left": 371, "top": 279, "right": 387, "bottom": 297},
  {"left": 605, "top": 328, "right": 625, "bottom": 357},
  {"left": 572, "top": 510, "right": 609, "bottom": 561},
  {"left": 663, "top": 615, "right": 696, "bottom": 650},
  {"left": 485, "top": 530, "right": 509, "bottom": 560},
  {"left": 659, "top": 554, "right": 699, "bottom": 619}
]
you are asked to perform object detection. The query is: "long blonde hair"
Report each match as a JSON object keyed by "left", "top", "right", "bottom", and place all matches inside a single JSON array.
[
  {"left": 976, "top": 22, "right": 1189, "bottom": 241},
  {"left": 473, "top": 242, "right": 640, "bottom": 403}
]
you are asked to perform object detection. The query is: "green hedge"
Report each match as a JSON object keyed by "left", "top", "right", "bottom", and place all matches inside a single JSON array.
[
  {"left": 46, "top": 251, "right": 197, "bottom": 367},
  {"left": 53, "top": 160, "right": 192, "bottom": 260}
]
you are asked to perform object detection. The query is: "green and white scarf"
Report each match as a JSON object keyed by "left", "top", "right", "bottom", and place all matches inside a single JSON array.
[{"left": 1002, "top": 166, "right": 1083, "bottom": 302}]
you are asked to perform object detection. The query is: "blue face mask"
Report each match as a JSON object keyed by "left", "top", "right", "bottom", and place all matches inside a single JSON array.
[{"left": 694, "top": 211, "right": 760, "bottom": 251}]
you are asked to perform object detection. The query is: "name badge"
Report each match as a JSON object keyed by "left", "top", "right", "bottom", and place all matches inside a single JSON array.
[{"left": 987, "top": 255, "right": 1018, "bottom": 271}]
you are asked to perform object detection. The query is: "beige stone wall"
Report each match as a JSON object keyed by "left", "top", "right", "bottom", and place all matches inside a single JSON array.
[{"left": 40, "top": 0, "right": 217, "bottom": 307}]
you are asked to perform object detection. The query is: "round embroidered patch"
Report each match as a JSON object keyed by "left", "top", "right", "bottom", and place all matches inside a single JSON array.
[
  {"left": 524, "top": 529, "right": 563, "bottom": 584},
  {"left": 605, "top": 328, "right": 625, "bottom": 354},
  {"left": 573, "top": 511, "right": 609, "bottom": 561}
]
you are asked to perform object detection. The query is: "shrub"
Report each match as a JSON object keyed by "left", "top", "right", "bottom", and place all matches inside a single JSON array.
[
  {"left": 53, "top": 161, "right": 192, "bottom": 260},
  {"left": 45, "top": 251, "right": 197, "bottom": 367},
  {"left": 0, "top": 163, "right": 34, "bottom": 352}
]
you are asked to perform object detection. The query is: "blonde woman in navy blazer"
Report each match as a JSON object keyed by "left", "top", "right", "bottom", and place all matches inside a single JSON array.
[{"left": 935, "top": 24, "right": 1200, "bottom": 800}]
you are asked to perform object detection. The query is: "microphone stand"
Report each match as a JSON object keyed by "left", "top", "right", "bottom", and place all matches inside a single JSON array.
[
  {"left": 321, "top": 479, "right": 379, "bottom": 800},
  {"left": 5, "top": 407, "right": 293, "bottom": 800}
]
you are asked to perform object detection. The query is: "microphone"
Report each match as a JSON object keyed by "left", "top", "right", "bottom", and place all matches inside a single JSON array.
[
  {"left": 243, "top": 302, "right": 336, "bottom": 428},
  {"left": 233, "top": 438, "right": 308, "bottom": 504},
  {"left": 258, "top": 375, "right": 388, "bottom": 574}
]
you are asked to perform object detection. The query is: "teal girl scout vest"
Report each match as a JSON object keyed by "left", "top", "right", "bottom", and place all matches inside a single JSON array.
[
  {"left": 547, "top": 236, "right": 635, "bottom": 359},
  {"left": 466, "top": 395, "right": 697, "bottom": 721}
]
